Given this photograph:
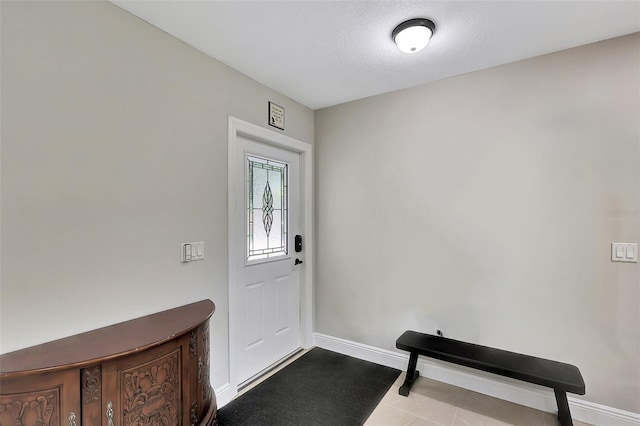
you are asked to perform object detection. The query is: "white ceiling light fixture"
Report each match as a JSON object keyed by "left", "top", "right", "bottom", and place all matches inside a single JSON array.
[{"left": 392, "top": 18, "right": 436, "bottom": 54}]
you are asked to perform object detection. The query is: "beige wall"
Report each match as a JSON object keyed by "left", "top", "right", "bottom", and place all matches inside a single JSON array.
[
  {"left": 0, "top": 1, "right": 314, "bottom": 389},
  {"left": 2, "top": 0, "right": 639, "bottom": 415},
  {"left": 315, "top": 33, "right": 639, "bottom": 412}
]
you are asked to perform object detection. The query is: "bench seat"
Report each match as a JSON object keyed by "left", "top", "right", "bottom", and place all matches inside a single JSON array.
[{"left": 396, "top": 330, "right": 585, "bottom": 426}]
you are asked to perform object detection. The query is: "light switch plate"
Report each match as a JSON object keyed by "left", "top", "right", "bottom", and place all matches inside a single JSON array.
[
  {"left": 193, "top": 242, "right": 204, "bottom": 260},
  {"left": 611, "top": 243, "right": 638, "bottom": 263},
  {"left": 182, "top": 242, "right": 205, "bottom": 263}
]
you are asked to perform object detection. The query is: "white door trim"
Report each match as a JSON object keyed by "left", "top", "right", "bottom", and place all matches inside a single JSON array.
[{"left": 227, "top": 116, "right": 314, "bottom": 395}]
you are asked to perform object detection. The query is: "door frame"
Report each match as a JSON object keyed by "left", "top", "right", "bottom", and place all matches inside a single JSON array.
[{"left": 227, "top": 116, "right": 314, "bottom": 395}]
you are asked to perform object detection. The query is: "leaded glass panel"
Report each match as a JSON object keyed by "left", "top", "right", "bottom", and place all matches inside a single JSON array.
[{"left": 247, "top": 155, "right": 288, "bottom": 261}]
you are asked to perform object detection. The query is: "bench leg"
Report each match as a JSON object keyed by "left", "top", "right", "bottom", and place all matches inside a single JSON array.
[
  {"left": 554, "top": 389, "right": 573, "bottom": 426},
  {"left": 399, "top": 352, "right": 419, "bottom": 396}
]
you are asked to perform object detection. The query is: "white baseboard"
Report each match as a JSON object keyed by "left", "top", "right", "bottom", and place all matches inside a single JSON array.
[
  {"left": 313, "top": 333, "right": 640, "bottom": 426},
  {"left": 214, "top": 382, "right": 233, "bottom": 409}
]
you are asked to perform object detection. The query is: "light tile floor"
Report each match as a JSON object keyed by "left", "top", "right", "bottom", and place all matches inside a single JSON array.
[{"left": 365, "top": 373, "right": 592, "bottom": 426}]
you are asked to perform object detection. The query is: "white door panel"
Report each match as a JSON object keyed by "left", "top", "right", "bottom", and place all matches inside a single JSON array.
[{"left": 232, "top": 136, "right": 301, "bottom": 385}]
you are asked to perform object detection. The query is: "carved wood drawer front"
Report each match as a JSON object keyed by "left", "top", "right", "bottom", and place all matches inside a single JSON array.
[
  {"left": 188, "top": 322, "right": 215, "bottom": 425},
  {"left": 199, "top": 322, "right": 213, "bottom": 415},
  {"left": 102, "top": 338, "right": 186, "bottom": 426},
  {"left": 0, "top": 369, "right": 80, "bottom": 426},
  {"left": 80, "top": 365, "right": 102, "bottom": 426}
]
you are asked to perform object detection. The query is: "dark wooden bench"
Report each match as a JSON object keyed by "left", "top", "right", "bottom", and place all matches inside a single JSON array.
[{"left": 396, "top": 330, "right": 585, "bottom": 426}]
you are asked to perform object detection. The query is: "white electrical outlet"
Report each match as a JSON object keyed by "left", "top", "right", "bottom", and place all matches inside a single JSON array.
[
  {"left": 182, "top": 242, "right": 205, "bottom": 263},
  {"left": 611, "top": 243, "right": 638, "bottom": 263}
]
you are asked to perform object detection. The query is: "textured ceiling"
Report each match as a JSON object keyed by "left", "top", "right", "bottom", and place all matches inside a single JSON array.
[{"left": 112, "top": 1, "right": 640, "bottom": 110}]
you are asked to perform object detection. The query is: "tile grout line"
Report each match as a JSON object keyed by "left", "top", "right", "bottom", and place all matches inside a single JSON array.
[
  {"left": 449, "top": 407, "right": 459, "bottom": 426},
  {"left": 379, "top": 403, "right": 450, "bottom": 426},
  {"left": 375, "top": 393, "right": 454, "bottom": 426}
]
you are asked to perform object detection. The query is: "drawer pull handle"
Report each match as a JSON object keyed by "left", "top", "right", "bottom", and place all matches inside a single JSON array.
[
  {"left": 68, "top": 412, "right": 77, "bottom": 426},
  {"left": 106, "top": 400, "right": 114, "bottom": 426}
]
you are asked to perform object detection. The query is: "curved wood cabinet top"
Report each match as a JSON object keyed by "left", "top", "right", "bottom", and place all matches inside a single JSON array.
[
  {"left": 1, "top": 299, "right": 217, "bottom": 426},
  {"left": 0, "top": 299, "right": 215, "bottom": 377}
]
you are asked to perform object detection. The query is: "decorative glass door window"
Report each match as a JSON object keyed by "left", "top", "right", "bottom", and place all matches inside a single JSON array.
[{"left": 247, "top": 155, "right": 288, "bottom": 261}]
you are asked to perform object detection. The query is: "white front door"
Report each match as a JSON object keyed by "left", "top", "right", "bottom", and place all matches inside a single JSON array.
[{"left": 231, "top": 135, "right": 302, "bottom": 385}]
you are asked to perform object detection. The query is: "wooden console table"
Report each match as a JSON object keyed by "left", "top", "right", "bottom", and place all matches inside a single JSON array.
[{"left": 0, "top": 299, "right": 217, "bottom": 426}]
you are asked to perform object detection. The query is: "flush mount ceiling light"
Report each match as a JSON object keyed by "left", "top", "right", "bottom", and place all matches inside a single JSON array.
[{"left": 392, "top": 18, "right": 436, "bottom": 54}]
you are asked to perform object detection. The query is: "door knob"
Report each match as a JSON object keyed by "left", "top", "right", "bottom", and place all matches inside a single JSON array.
[{"left": 294, "top": 258, "right": 303, "bottom": 265}]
